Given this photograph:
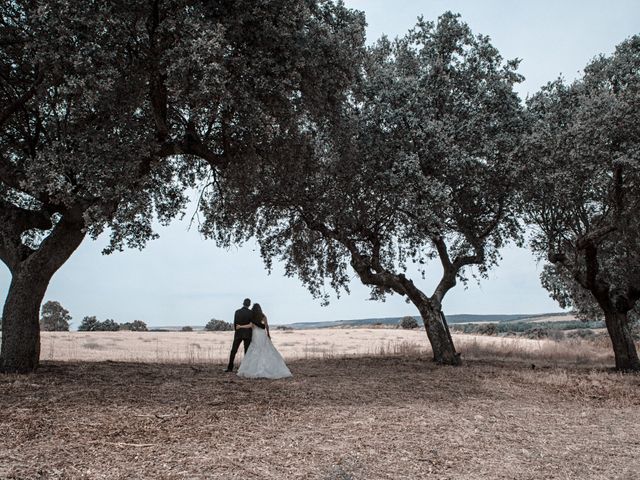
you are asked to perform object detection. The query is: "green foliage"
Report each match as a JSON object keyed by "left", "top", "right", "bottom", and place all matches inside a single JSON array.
[
  {"left": 181, "top": 326, "right": 193, "bottom": 332},
  {"left": 39, "top": 301, "right": 71, "bottom": 331},
  {"left": 99, "top": 319, "right": 120, "bottom": 332},
  {"left": 203, "top": 12, "right": 523, "bottom": 313},
  {"left": 120, "top": 320, "right": 148, "bottom": 332},
  {"left": 77, "top": 317, "right": 124, "bottom": 332},
  {"left": 205, "top": 319, "right": 233, "bottom": 331},
  {"left": 476, "top": 324, "right": 498, "bottom": 336},
  {"left": 1, "top": 0, "right": 365, "bottom": 371},
  {"left": 399, "top": 316, "right": 418, "bottom": 329},
  {"left": 2, "top": 0, "right": 365, "bottom": 261},
  {"left": 566, "top": 329, "right": 596, "bottom": 340},
  {"left": 197, "top": 12, "right": 524, "bottom": 365},
  {"left": 521, "top": 36, "right": 640, "bottom": 320},
  {"left": 520, "top": 36, "right": 640, "bottom": 368},
  {"left": 78, "top": 316, "right": 100, "bottom": 332},
  {"left": 450, "top": 320, "right": 604, "bottom": 335}
]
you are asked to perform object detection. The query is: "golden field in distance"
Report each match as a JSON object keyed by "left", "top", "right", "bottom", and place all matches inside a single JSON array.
[{"left": 39, "top": 326, "right": 616, "bottom": 368}]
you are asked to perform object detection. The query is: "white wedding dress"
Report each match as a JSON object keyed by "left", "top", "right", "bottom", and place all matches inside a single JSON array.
[{"left": 237, "top": 326, "right": 292, "bottom": 379}]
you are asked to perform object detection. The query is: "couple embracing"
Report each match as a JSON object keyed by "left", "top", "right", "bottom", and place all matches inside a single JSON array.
[{"left": 225, "top": 298, "right": 292, "bottom": 379}]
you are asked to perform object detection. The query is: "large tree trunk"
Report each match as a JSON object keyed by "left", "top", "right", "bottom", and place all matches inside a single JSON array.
[
  {"left": 415, "top": 299, "right": 460, "bottom": 366},
  {"left": 603, "top": 310, "right": 640, "bottom": 371},
  {"left": 394, "top": 272, "right": 460, "bottom": 366},
  {"left": 1, "top": 268, "right": 51, "bottom": 372},
  {"left": 344, "top": 239, "right": 461, "bottom": 366},
  {"left": 1, "top": 214, "right": 85, "bottom": 373}
]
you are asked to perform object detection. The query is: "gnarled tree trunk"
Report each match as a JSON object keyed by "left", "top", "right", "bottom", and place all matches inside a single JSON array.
[
  {"left": 579, "top": 243, "right": 640, "bottom": 372},
  {"left": 416, "top": 301, "right": 460, "bottom": 365},
  {"left": 1, "top": 268, "right": 50, "bottom": 372},
  {"left": 1, "top": 213, "right": 85, "bottom": 373},
  {"left": 603, "top": 310, "right": 640, "bottom": 371},
  {"left": 320, "top": 226, "right": 462, "bottom": 366},
  {"left": 403, "top": 284, "right": 460, "bottom": 365}
]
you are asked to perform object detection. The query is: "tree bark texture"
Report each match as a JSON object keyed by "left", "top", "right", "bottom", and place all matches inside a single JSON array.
[
  {"left": 603, "top": 310, "right": 640, "bottom": 371},
  {"left": 1, "top": 214, "right": 85, "bottom": 373}
]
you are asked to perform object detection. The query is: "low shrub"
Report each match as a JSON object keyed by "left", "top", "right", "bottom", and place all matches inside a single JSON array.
[
  {"left": 476, "top": 323, "right": 498, "bottom": 336},
  {"left": 522, "top": 328, "right": 549, "bottom": 340},
  {"left": 566, "top": 329, "right": 595, "bottom": 339},
  {"left": 399, "top": 316, "right": 418, "bottom": 329}
]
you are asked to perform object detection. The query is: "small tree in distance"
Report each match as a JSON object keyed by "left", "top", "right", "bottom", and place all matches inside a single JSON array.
[
  {"left": 78, "top": 316, "right": 99, "bottom": 332},
  {"left": 400, "top": 316, "right": 419, "bottom": 330},
  {"left": 99, "top": 320, "right": 120, "bottom": 332},
  {"left": 121, "top": 320, "right": 148, "bottom": 332},
  {"left": 181, "top": 326, "right": 194, "bottom": 332},
  {"left": 39, "top": 301, "right": 71, "bottom": 332},
  {"left": 205, "top": 319, "right": 233, "bottom": 332},
  {"left": 77, "top": 317, "right": 122, "bottom": 332}
]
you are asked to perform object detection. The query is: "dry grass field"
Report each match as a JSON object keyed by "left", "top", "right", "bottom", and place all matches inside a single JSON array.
[
  {"left": 37, "top": 328, "right": 614, "bottom": 367},
  {"left": 1, "top": 330, "right": 639, "bottom": 479}
]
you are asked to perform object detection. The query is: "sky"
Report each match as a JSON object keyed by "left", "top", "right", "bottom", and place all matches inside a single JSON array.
[{"left": 1, "top": 1, "right": 640, "bottom": 328}]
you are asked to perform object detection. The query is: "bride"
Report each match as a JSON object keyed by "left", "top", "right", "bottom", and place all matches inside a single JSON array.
[{"left": 237, "top": 303, "right": 292, "bottom": 379}]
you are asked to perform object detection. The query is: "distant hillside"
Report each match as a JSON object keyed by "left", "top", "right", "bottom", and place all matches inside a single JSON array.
[
  {"left": 281, "top": 312, "right": 570, "bottom": 330},
  {"left": 499, "top": 312, "right": 574, "bottom": 323},
  {"left": 146, "top": 312, "right": 572, "bottom": 331}
]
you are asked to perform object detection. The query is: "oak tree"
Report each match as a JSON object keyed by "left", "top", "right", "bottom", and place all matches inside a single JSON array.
[
  {"left": 203, "top": 13, "right": 524, "bottom": 365},
  {"left": 39, "top": 300, "right": 71, "bottom": 331},
  {"left": 521, "top": 36, "right": 640, "bottom": 370},
  {"left": 0, "top": 0, "right": 365, "bottom": 372}
]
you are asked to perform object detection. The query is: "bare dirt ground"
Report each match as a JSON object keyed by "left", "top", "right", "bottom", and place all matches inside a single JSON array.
[{"left": 2, "top": 330, "right": 640, "bottom": 480}]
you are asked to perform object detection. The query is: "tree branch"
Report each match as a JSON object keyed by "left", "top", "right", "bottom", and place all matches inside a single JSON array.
[
  {"left": 0, "top": 199, "right": 52, "bottom": 234},
  {"left": 579, "top": 243, "right": 610, "bottom": 306},
  {"left": 575, "top": 225, "right": 616, "bottom": 250},
  {"left": 300, "top": 213, "right": 410, "bottom": 296},
  {"left": 431, "top": 236, "right": 457, "bottom": 307},
  {"left": 147, "top": 0, "right": 169, "bottom": 142},
  {"left": 452, "top": 247, "right": 485, "bottom": 271},
  {"left": 0, "top": 69, "right": 44, "bottom": 128},
  {"left": 477, "top": 201, "right": 505, "bottom": 240},
  {"left": 431, "top": 232, "right": 487, "bottom": 306},
  {"left": 0, "top": 154, "right": 26, "bottom": 191},
  {"left": 0, "top": 234, "right": 15, "bottom": 270},
  {"left": 32, "top": 207, "right": 86, "bottom": 274},
  {"left": 432, "top": 235, "right": 453, "bottom": 272},
  {"left": 628, "top": 286, "right": 640, "bottom": 307},
  {"left": 159, "top": 138, "right": 227, "bottom": 168},
  {"left": 612, "top": 163, "right": 623, "bottom": 223},
  {"left": 0, "top": 199, "right": 52, "bottom": 270}
]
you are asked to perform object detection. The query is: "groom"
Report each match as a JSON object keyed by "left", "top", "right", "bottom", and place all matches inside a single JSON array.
[{"left": 224, "top": 298, "right": 254, "bottom": 372}]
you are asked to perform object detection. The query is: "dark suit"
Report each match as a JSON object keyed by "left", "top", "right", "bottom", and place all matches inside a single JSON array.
[{"left": 226, "top": 306, "right": 264, "bottom": 371}]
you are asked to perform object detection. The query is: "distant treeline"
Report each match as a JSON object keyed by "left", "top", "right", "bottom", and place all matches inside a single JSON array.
[
  {"left": 450, "top": 320, "right": 605, "bottom": 335},
  {"left": 78, "top": 317, "right": 148, "bottom": 332},
  {"left": 285, "top": 313, "right": 573, "bottom": 330}
]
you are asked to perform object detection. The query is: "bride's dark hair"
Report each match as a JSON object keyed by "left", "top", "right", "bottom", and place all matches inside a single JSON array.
[{"left": 251, "top": 303, "right": 264, "bottom": 321}]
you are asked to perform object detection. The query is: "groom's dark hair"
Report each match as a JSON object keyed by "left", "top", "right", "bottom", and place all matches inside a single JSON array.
[{"left": 243, "top": 298, "right": 251, "bottom": 307}]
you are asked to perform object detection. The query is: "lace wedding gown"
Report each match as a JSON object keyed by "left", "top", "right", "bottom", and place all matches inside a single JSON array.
[{"left": 237, "top": 327, "right": 292, "bottom": 379}]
